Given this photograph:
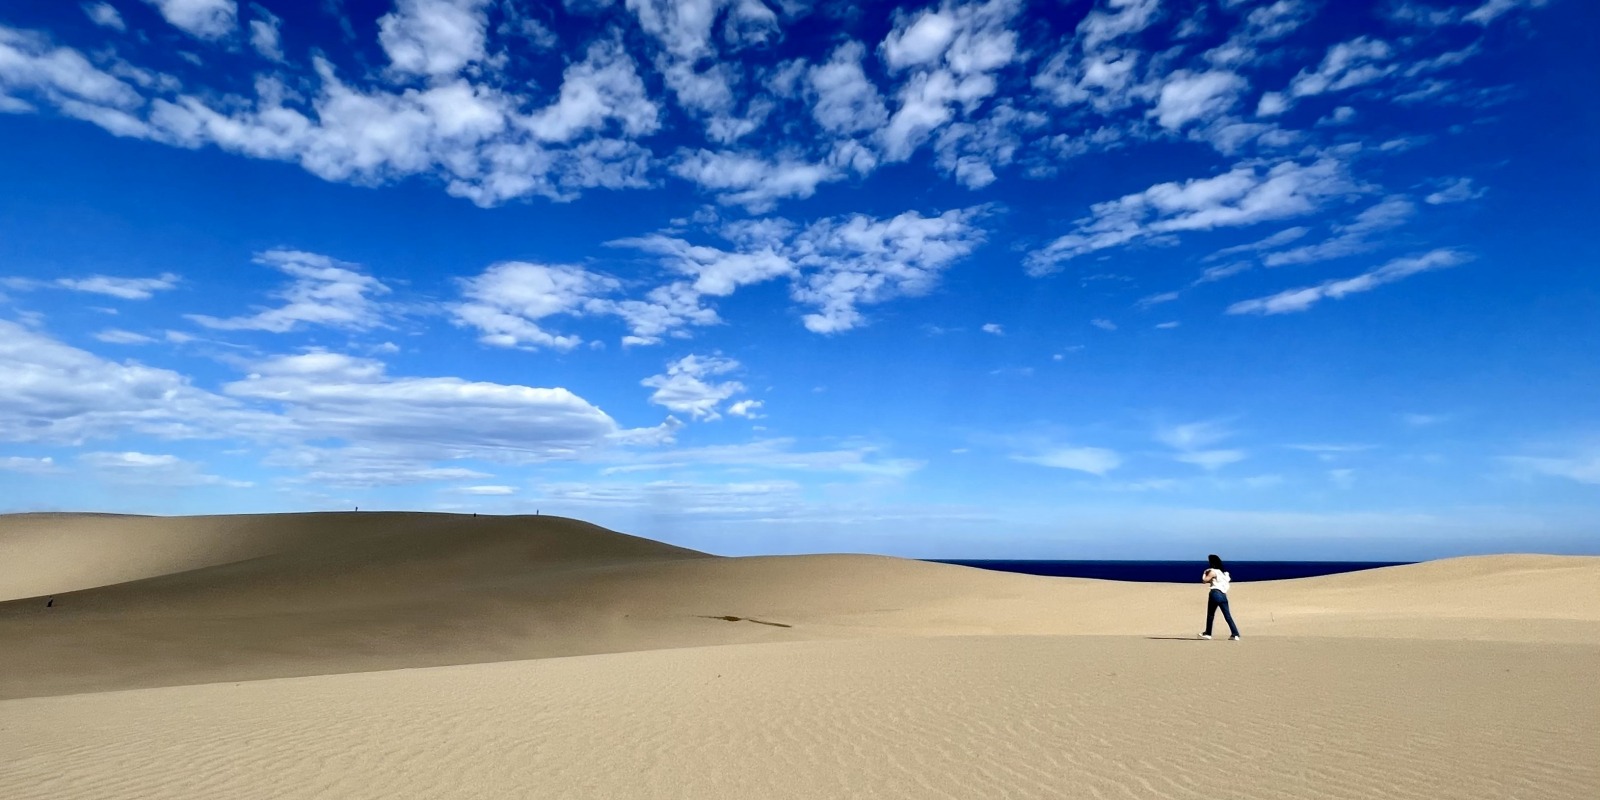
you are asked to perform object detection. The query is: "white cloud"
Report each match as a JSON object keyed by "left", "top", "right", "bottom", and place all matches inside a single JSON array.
[
  {"left": 1229, "top": 248, "right": 1467, "bottom": 315},
  {"left": 56, "top": 272, "right": 180, "bottom": 299},
  {"left": 1385, "top": 2, "right": 1460, "bottom": 27},
  {"left": 1503, "top": 453, "right": 1600, "bottom": 485},
  {"left": 933, "top": 102, "right": 1045, "bottom": 188},
  {"left": 83, "top": 3, "right": 127, "bottom": 31},
  {"left": 1288, "top": 443, "right": 1376, "bottom": 461},
  {"left": 451, "top": 261, "right": 617, "bottom": 350},
  {"left": 187, "top": 250, "right": 389, "bottom": 332},
  {"left": 1255, "top": 91, "right": 1289, "bottom": 116},
  {"left": 227, "top": 349, "right": 670, "bottom": 462},
  {"left": 1465, "top": 0, "right": 1549, "bottom": 26},
  {"left": 0, "top": 27, "right": 143, "bottom": 111},
  {"left": 598, "top": 437, "right": 921, "bottom": 478},
  {"left": 1208, "top": 226, "right": 1309, "bottom": 260},
  {"left": 1401, "top": 412, "right": 1446, "bottom": 426},
  {"left": 807, "top": 41, "right": 888, "bottom": 135},
  {"left": 532, "top": 478, "right": 805, "bottom": 516},
  {"left": 626, "top": 0, "right": 778, "bottom": 61},
  {"left": 0, "top": 319, "right": 267, "bottom": 444},
  {"left": 1328, "top": 468, "right": 1356, "bottom": 488},
  {"left": 1206, "top": 0, "right": 1314, "bottom": 67},
  {"left": 641, "top": 354, "right": 745, "bottom": 420},
  {"left": 1262, "top": 195, "right": 1415, "bottom": 267},
  {"left": 1155, "top": 321, "right": 1180, "bottom": 329},
  {"left": 248, "top": 5, "right": 283, "bottom": 61},
  {"left": 1425, "top": 177, "right": 1486, "bottom": 204},
  {"left": 727, "top": 399, "right": 764, "bottom": 418},
  {"left": 3, "top": 272, "right": 174, "bottom": 300},
  {"left": 268, "top": 444, "right": 497, "bottom": 487},
  {"left": 789, "top": 207, "right": 987, "bottom": 333},
  {"left": 1288, "top": 36, "right": 1394, "bottom": 98},
  {"left": 61, "top": 31, "right": 652, "bottom": 208},
  {"left": 524, "top": 39, "right": 660, "bottom": 142},
  {"left": 1026, "top": 157, "right": 1356, "bottom": 274},
  {"left": 607, "top": 284, "right": 723, "bottom": 347},
  {"left": 882, "top": 8, "right": 958, "bottom": 69},
  {"left": 981, "top": 322, "right": 1003, "bottom": 335},
  {"left": 1197, "top": 261, "right": 1252, "bottom": 283},
  {"left": 378, "top": 0, "right": 490, "bottom": 78},
  {"left": 877, "top": 0, "right": 1022, "bottom": 163},
  {"left": 1317, "top": 105, "right": 1356, "bottom": 126},
  {"left": 1033, "top": 47, "right": 1145, "bottom": 113},
  {"left": 94, "top": 328, "right": 156, "bottom": 344},
  {"left": 672, "top": 149, "right": 841, "bottom": 211},
  {"left": 624, "top": 0, "right": 776, "bottom": 141},
  {"left": 457, "top": 484, "right": 516, "bottom": 495},
  {"left": 143, "top": 0, "right": 238, "bottom": 40},
  {"left": 0, "top": 455, "right": 59, "bottom": 473},
  {"left": 1156, "top": 420, "right": 1232, "bottom": 451},
  {"left": 1013, "top": 446, "right": 1122, "bottom": 476},
  {"left": 1176, "top": 449, "right": 1246, "bottom": 470},
  {"left": 610, "top": 232, "right": 793, "bottom": 298},
  {"left": 601, "top": 233, "right": 790, "bottom": 345},
  {"left": 1149, "top": 70, "right": 1247, "bottom": 130},
  {"left": 1090, "top": 318, "right": 1116, "bottom": 331},
  {"left": 610, "top": 207, "right": 984, "bottom": 340},
  {"left": 1158, "top": 420, "right": 1245, "bottom": 471},
  {"left": 80, "top": 450, "right": 252, "bottom": 487},
  {"left": 1077, "top": 0, "right": 1161, "bottom": 51}
]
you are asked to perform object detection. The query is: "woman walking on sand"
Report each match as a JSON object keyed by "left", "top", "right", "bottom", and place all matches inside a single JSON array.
[{"left": 1200, "top": 554, "right": 1241, "bottom": 641}]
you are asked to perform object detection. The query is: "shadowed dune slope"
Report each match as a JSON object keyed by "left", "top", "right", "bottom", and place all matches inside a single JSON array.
[
  {"left": 0, "top": 511, "right": 707, "bottom": 602},
  {"left": 1, "top": 512, "right": 1597, "bottom": 699}
]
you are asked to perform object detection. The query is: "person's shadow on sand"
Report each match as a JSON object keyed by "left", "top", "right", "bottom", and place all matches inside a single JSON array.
[{"left": 1145, "top": 636, "right": 1206, "bottom": 641}]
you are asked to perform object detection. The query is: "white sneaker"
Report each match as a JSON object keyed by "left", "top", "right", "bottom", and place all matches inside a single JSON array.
[
  {"left": 1199, "top": 633, "right": 1212, "bottom": 640},
  {"left": 1229, "top": 635, "right": 1241, "bottom": 641}
]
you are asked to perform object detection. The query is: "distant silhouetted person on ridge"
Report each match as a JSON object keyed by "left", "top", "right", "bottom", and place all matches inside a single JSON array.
[{"left": 1200, "top": 554, "right": 1241, "bottom": 640}]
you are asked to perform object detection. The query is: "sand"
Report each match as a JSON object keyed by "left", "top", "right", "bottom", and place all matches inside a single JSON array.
[{"left": 1, "top": 512, "right": 1597, "bottom": 799}]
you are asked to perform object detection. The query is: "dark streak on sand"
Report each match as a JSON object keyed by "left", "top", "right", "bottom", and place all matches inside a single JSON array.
[{"left": 699, "top": 615, "right": 793, "bottom": 628}]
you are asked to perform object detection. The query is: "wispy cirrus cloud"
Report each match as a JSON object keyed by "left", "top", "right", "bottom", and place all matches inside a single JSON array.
[
  {"left": 1261, "top": 195, "right": 1416, "bottom": 267},
  {"left": 1503, "top": 452, "right": 1600, "bottom": 486},
  {"left": 80, "top": 450, "right": 253, "bottom": 487},
  {"left": 4, "top": 272, "right": 180, "bottom": 300},
  {"left": 1156, "top": 420, "right": 1245, "bottom": 471},
  {"left": 1012, "top": 445, "right": 1122, "bottom": 476},
  {"left": 1228, "top": 248, "right": 1467, "bottom": 315},
  {"left": 187, "top": 250, "right": 389, "bottom": 333},
  {"left": 1026, "top": 157, "right": 1356, "bottom": 275}
]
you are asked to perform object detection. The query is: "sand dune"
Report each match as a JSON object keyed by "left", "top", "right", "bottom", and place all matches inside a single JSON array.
[
  {"left": 0, "top": 511, "right": 703, "bottom": 602},
  {"left": 3, "top": 636, "right": 1596, "bottom": 800},
  {"left": 1, "top": 512, "right": 1596, "bottom": 799}
]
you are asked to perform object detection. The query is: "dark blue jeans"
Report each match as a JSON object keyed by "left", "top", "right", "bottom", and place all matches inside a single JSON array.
[{"left": 1206, "top": 589, "right": 1240, "bottom": 637}]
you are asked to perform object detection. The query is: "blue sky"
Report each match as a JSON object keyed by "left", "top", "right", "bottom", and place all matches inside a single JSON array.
[{"left": 1, "top": 0, "right": 1595, "bottom": 560}]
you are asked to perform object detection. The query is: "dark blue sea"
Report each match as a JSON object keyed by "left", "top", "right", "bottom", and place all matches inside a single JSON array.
[{"left": 928, "top": 560, "right": 1412, "bottom": 582}]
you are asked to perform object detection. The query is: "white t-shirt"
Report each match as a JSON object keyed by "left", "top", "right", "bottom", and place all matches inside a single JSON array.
[{"left": 1205, "top": 569, "right": 1231, "bottom": 593}]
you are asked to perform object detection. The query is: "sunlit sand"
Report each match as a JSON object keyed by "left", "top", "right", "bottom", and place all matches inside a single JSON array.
[{"left": 3, "top": 512, "right": 1596, "bottom": 799}]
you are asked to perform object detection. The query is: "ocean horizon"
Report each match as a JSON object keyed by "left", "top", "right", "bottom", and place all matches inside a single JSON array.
[{"left": 928, "top": 560, "right": 1413, "bottom": 583}]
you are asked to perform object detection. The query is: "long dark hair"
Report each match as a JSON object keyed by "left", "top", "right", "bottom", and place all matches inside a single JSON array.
[{"left": 1208, "top": 554, "right": 1227, "bottom": 572}]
